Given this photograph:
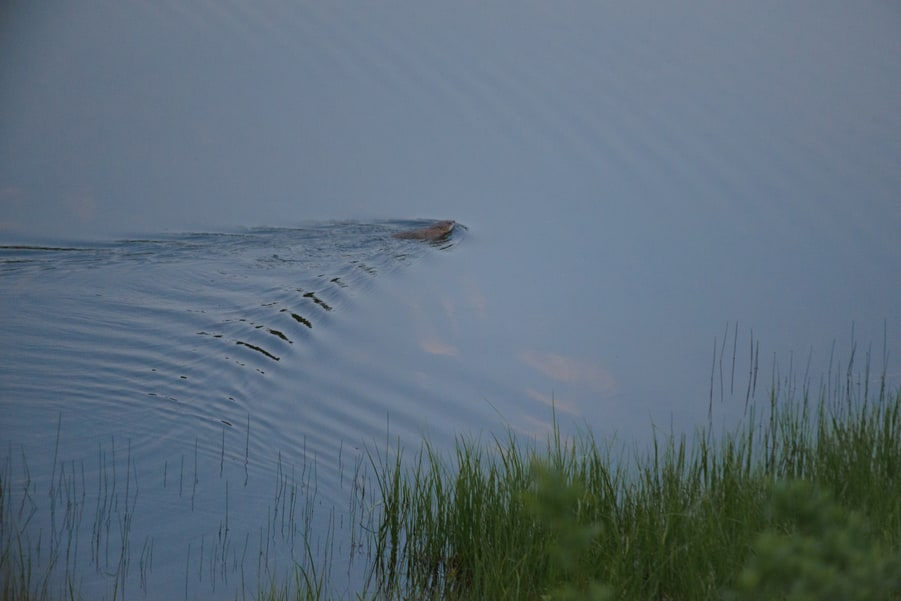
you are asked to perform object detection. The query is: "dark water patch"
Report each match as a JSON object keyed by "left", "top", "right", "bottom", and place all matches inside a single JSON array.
[
  {"left": 287, "top": 311, "right": 313, "bottom": 328},
  {"left": 235, "top": 340, "right": 281, "bottom": 361},
  {"left": 302, "top": 289, "right": 333, "bottom": 312}
]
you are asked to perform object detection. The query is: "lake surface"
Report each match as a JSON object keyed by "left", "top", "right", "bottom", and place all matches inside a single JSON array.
[{"left": 2, "top": 1, "right": 900, "bottom": 598}]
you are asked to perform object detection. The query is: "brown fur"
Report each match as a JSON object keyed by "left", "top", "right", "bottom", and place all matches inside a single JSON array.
[{"left": 392, "top": 220, "right": 456, "bottom": 241}]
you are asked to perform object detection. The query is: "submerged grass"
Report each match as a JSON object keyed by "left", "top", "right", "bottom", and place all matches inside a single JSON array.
[
  {"left": 3, "top": 371, "right": 901, "bottom": 599},
  {"left": 0, "top": 428, "right": 367, "bottom": 601}
]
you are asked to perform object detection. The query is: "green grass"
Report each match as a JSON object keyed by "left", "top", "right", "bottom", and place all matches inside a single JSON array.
[
  {"left": 368, "top": 387, "right": 901, "bottom": 600},
  {"left": 3, "top": 380, "right": 901, "bottom": 600}
]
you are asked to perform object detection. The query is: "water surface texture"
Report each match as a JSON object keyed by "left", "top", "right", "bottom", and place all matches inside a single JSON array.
[{"left": 2, "top": 0, "right": 901, "bottom": 598}]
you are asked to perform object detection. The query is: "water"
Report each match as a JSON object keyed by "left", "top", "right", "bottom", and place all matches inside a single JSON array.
[
  {"left": 2, "top": 0, "right": 901, "bottom": 598},
  {"left": 0, "top": 223, "right": 482, "bottom": 598}
]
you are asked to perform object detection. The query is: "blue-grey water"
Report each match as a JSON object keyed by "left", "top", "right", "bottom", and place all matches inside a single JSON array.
[{"left": 2, "top": 1, "right": 900, "bottom": 599}]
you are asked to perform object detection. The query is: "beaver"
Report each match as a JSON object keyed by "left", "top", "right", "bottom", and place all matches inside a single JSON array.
[{"left": 392, "top": 220, "right": 456, "bottom": 241}]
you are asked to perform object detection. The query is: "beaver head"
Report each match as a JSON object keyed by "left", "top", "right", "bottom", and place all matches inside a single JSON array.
[{"left": 392, "top": 220, "right": 456, "bottom": 241}]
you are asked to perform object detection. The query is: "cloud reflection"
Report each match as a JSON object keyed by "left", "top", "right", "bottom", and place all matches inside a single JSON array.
[{"left": 518, "top": 349, "right": 617, "bottom": 396}]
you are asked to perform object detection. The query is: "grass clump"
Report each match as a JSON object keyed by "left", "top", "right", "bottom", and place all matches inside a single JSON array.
[{"left": 369, "top": 388, "right": 901, "bottom": 600}]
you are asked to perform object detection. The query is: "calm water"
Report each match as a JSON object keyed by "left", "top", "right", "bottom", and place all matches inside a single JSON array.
[{"left": 2, "top": 0, "right": 900, "bottom": 598}]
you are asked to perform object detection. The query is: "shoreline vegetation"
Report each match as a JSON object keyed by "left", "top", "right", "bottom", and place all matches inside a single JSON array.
[
  {"left": 364, "top": 381, "right": 901, "bottom": 601},
  {"left": 3, "top": 367, "right": 901, "bottom": 600}
]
